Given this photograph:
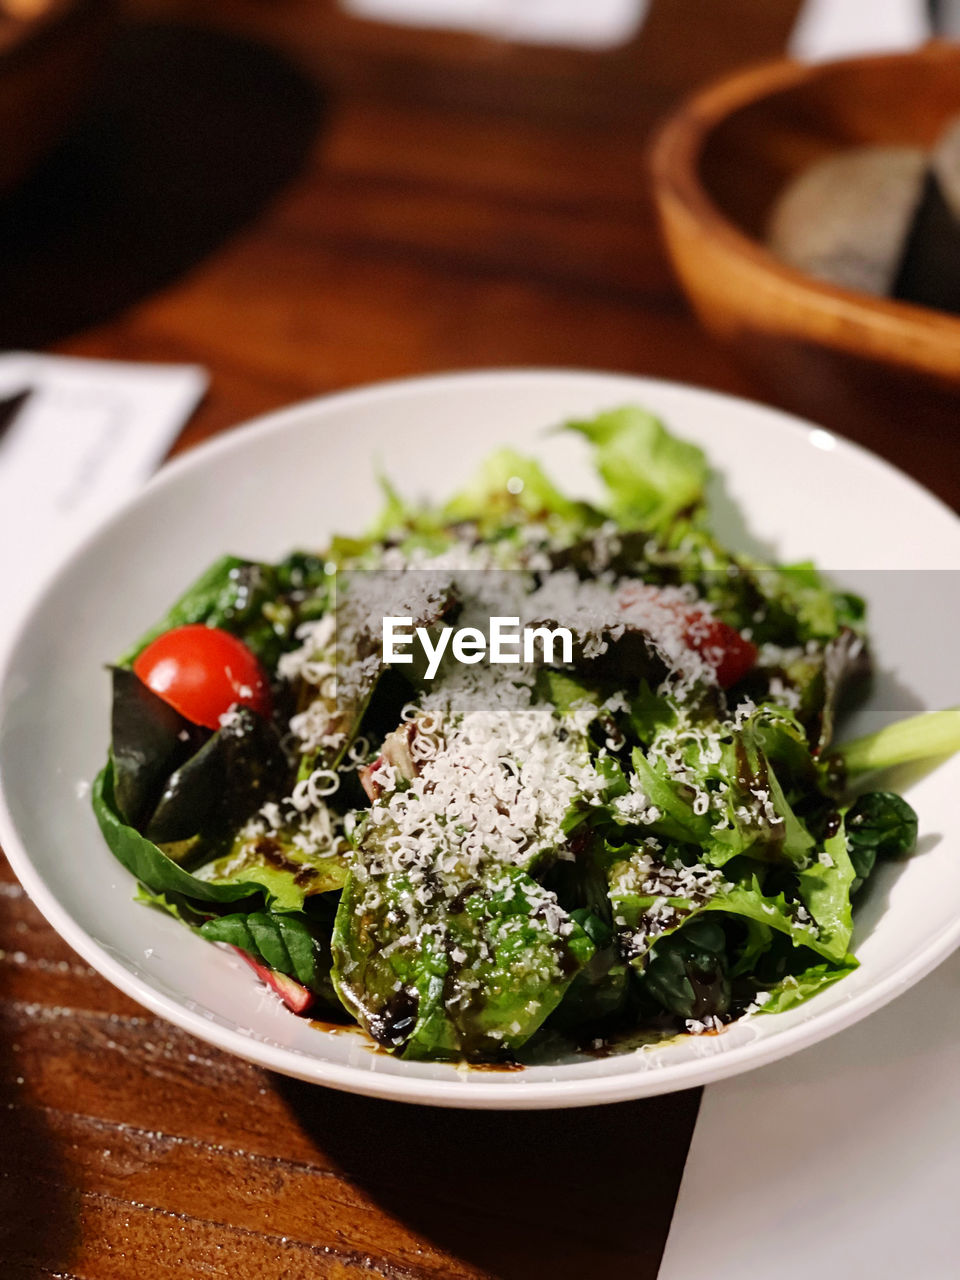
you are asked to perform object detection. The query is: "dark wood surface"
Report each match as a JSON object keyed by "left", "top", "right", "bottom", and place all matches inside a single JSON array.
[{"left": 7, "top": 1, "right": 958, "bottom": 1276}]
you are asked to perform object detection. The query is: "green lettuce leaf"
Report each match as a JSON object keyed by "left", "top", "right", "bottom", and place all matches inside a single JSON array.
[
  {"left": 836, "top": 708, "right": 960, "bottom": 776},
  {"left": 795, "top": 824, "right": 856, "bottom": 963},
  {"left": 534, "top": 668, "right": 599, "bottom": 719},
  {"left": 332, "top": 864, "right": 594, "bottom": 1060},
  {"left": 757, "top": 960, "right": 856, "bottom": 1013},
  {"left": 365, "top": 472, "right": 451, "bottom": 546},
  {"left": 566, "top": 407, "right": 707, "bottom": 530},
  {"left": 196, "top": 830, "right": 347, "bottom": 909},
  {"left": 617, "top": 707, "right": 818, "bottom": 867},
  {"left": 442, "top": 448, "right": 593, "bottom": 536},
  {"left": 610, "top": 861, "right": 849, "bottom": 968}
]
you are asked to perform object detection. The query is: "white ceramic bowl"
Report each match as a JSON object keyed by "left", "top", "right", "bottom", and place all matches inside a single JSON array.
[{"left": 1, "top": 370, "right": 958, "bottom": 1109}]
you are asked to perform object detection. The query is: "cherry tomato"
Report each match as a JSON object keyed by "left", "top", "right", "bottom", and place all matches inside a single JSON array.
[
  {"left": 681, "top": 611, "right": 757, "bottom": 688},
  {"left": 133, "top": 625, "right": 272, "bottom": 729},
  {"left": 617, "top": 584, "right": 757, "bottom": 690}
]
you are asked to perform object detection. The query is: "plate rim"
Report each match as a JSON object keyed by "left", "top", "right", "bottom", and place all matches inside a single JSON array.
[{"left": 1, "top": 366, "right": 958, "bottom": 1108}]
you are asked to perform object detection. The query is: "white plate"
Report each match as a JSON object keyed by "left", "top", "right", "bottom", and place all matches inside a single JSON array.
[{"left": 1, "top": 369, "right": 958, "bottom": 1109}]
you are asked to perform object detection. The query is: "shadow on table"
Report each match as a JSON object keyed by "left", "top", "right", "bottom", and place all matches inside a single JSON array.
[
  {"left": 275, "top": 1075, "right": 700, "bottom": 1279},
  {"left": 0, "top": 20, "right": 323, "bottom": 349},
  {"left": 0, "top": 984, "right": 80, "bottom": 1272}
]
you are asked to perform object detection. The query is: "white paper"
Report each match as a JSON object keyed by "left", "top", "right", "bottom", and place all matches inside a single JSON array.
[
  {"left": 790, "top": 0, "right": 930, "bottom": 61},
  {"left": 659, "top": 949, "right": 960, "bottom": 1280},
  {"left": 341, "top": 0, "right": 649, "bottom": 49},
  {"left": 0, "top": 353, "right": 207, "bottom": 656}
]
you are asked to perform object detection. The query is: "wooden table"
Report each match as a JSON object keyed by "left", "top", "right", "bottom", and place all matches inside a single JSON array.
[{"left": 4, "top": 2, "right": 956, "bottom": 1275}]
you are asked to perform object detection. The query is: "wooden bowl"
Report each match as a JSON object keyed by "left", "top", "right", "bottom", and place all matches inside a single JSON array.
[
  {"left": 651, "top": 43, "right": 960, "bottom": 409},
  {"left": 0, "top": 0, "right": 112, "bottom": 195}
]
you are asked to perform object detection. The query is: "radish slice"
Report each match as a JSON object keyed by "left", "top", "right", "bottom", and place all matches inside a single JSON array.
[{"left": 234, "top": 948, "right": 315, "bottom": 1014}]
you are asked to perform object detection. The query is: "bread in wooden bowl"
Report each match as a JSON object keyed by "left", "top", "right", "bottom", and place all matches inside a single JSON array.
[{"left": 651, "top": 44, "right": 960, "bottom": 413}]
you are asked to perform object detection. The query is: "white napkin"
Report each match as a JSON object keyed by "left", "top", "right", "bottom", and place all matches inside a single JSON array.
[
  {"left": 790, "top": 0, "right": 931, "bottom": 61},
  {"left": 0, "top": 353, "right": 207, "bottom": 656},
  {"left": 340, "top": 0, "right": 649, "bottom": 49},
  {"left": 659, "top": 950, "right": 960, "bottom": 1280}
]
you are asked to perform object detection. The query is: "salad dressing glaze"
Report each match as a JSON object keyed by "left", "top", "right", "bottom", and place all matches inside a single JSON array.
[{"left": 253, "top": 836, "right": 320, "bottom": 889}]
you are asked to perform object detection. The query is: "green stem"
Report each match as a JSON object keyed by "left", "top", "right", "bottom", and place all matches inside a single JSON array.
[{"left": 837, "top": 708, "right": 960, "bottom": 776}]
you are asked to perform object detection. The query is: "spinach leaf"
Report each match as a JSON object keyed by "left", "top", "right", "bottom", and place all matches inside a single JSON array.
[
  {"left": 120, "top": 555, "right": 253, "bottom": 664},
  {"left": 200, "top": 910, "right": 336, "bottom": 1001},
  {"left": 273, "top": 550, "right": 329, "bottom": 595},
  {"left": 92, "top": 762, "right": 266, "bottom": 905},
  {"left": 730, "top": 916, "right": 775, "bottom": 978},
  {"left": 640, "top": 917, "right": 730, "bottom": 1021},
  {"left": 548, "top": 946, "right": 630, "bottom": 1030},
  {"left": 144, "top": 730, "right": 227, "bottom": 845},
  {"left": 846, "top": 791, "right": 918, "bottom": 888}
]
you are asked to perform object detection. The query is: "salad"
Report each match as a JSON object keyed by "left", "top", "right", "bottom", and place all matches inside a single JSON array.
[{"left": 93, "top": 408, "right": 960, "bottom": 1063}]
